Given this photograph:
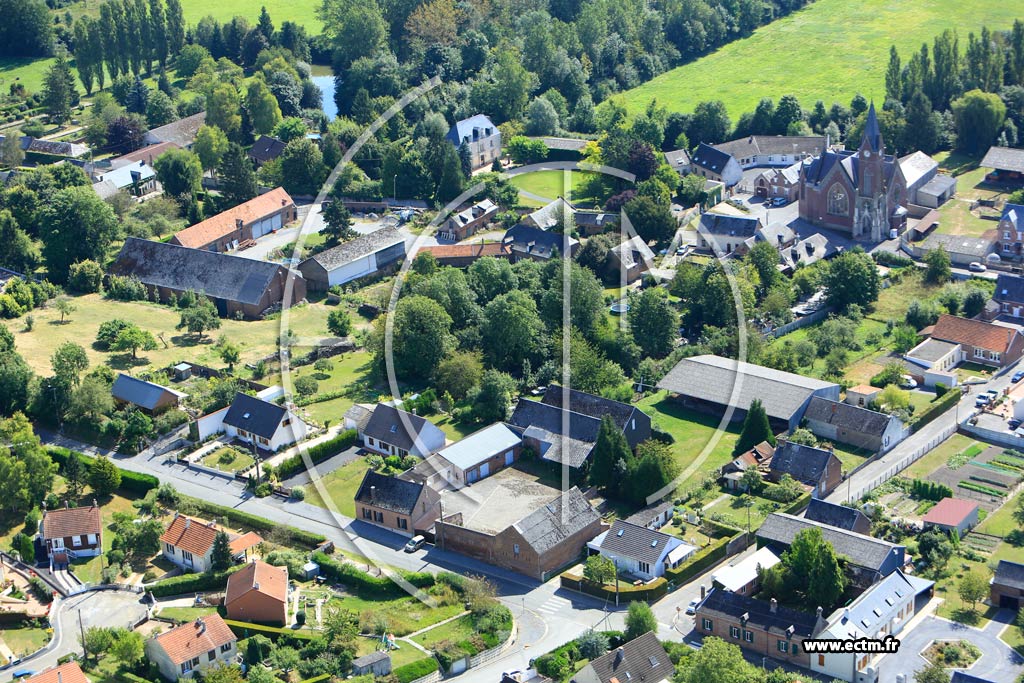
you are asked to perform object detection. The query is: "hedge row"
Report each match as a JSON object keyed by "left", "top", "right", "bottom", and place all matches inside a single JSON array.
[
  {"left": 223, "top": 618, "right": 316, "bottom": 641},
  {"left": 183, "top": 496, "right": 326, "bottom": 549},
  {"left": 559, "top": 573, "right": 668, "bottom": 602},
  {"left": 274, "top": 429, "right": 358, "bottom": 480},
  {"left": 781, "top": 491, "right": 812, "bottom": 515},
  {"left": 664, "top": 534, "right": 733, "bottom": 584},
  {"left": 295, "top": 390, "right": 347, "bottom": 407},
  {"left": 311, "top": 551, "right": 434, "bottom": 597},
  {"left": 911, "top": 390, "right": 960, "bottom": 431},
  {"left": 47, "top": 446, "right": 159, "bottom": 494},
  {"left": 393, "top": 657, "right": 439, "bottom": 683},
  {"left": 149, "top": 567, "right": 240, "bottom": 597}
]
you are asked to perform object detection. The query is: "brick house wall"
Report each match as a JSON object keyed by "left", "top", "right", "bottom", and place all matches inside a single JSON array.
[
  {"left": 356, "top": 488, "right": 440, "bottom": 538},
  {"left": 695, "top": 612, "right": 811, "bottom": 668},
  {"left": 225, "top": 590, "right": 287, "bottom": 626},
  {"left": 991, "top": 582, "right": 1024, "bottom": 609}
]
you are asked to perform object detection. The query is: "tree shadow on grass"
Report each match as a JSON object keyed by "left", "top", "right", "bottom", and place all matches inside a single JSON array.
[{"left": 106, "top": 354, "right": 154, "bottom": 370}]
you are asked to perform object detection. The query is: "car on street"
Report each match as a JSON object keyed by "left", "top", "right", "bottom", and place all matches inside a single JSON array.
[
  {"left": 1012, "top": 371, "right": 1024, "bottom": 383},
  {"left": 969, "top": 262, "right": 988, "bottom": 272},
  {"left": 404, "top": 535, "right": 426, "bottom": 552},
  {"left": 12, "top": 671, "right": 35, "bottom": 679},
  {"left": 1010, "top": 419, "right": 1021, "bottom": 431},
  {"left": 975, "top": 394, "right": 991, "bottom": 408},
  {"left": 686, "top": 598, "right": 700, "bottom": 615}
]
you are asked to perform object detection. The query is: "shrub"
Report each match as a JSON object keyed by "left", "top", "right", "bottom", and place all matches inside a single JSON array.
[
  {"left": 46, "top": 447, "right": 159, "bottom": 494},
  {"left": 291, "top": 485, "right": 306, "bottom": 500},
  {"left": 274, "top": 429, "right": 357, "bottom": 479},
  {"left": 104, "top": 275, "right": 149, "bottom": 301},
  {"left": 294, "top": 376, "right": 318, "bottom": 397},
  {"left": 935, "top": 383, "right": 948, "bottom": 397},
  {"left": 68, "top": 260, "right": 104, "bottom": 293},
  {"left": 149, "top": 568, "right": 240, "bottom": 597},
  {"left": 393, "top": 658, "right": 439, "bottom": 683},
  {"left": 295, "top": 610, "right": 306, "bottom": 625},
  {"left": 254, "top": 483, "right": 273, "bottom": 497}
]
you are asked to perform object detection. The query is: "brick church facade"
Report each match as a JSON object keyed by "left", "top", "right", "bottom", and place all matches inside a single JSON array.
[{"left": 798, "top": 104, "right": 908, "bottom": 241}]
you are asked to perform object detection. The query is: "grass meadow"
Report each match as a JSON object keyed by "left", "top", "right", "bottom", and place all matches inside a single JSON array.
[{"left": 620, "top": 0, "right": 1024, "bottom": 119}]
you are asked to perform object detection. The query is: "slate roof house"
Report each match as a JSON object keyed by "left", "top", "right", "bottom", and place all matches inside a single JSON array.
[
  {"left": 446, "top": 114, "right": 501, "bottom": 170},
  {"left": 995, "top": 203, "right": 1024, "bottom": 261},
  {"left": 358, "top": 403, "right": 446, "bottom": 458},
  {"left": 993, "top": 272, "right": 1024, "bottom": 319},
  {"left": 803, "top": 499, "right": 871, "bottom": 535},
  {"left": 435, "top": 487, "right": 603, "bottom": 580},
  {"left": 144, "top": 614, "right": 237, "bottom": 681},
  {"left": 351, "top": 651, "right": 393, "bottom": 677},
  {"left": 798, "top": 104, "right": 908, "bottom": 241},
  {"left": 438, "top": 198, "right": 498, "bottom": 241},
  {"left": 91, "top": 161, "right": 157, "bottom": 199},
  {"left": 695, "top": 589, "right": 828, "bottom": 669},
  {"left": 713, "top": 135, "right": 825, "bottom": 169},
  {"left": 248, "top": 136, "right": 287, "bottom": 167},
  {"left": 109, "top": 237, "right": 307, "bottom": 319},
  {"left": 691, "top": 143, "right": 742, "bottom": 188},
  {"left": 220, "top": 392, "right": 310, "bottom": 453},
  {"left": 353, "top": 470, "right": 440, "bottom": 537},
  {"left": 802, "top": 396, "right": 905, "bottom": 454},
  {"left": 609, "top": 235, "right": 656, "bottom": 284},
  {"left": 695, "top": 212, "right": 763, "bottom": 255},
  {"left": 170, "top": 188, "right": 296, "bottom": 252},
  {"left": 144, "top": 111, "right": 206, "bottom": 149},
  {"left": 41, "top": 503, "right": 102, "bottom": 564},
  {"left": 990, "top": 559, "right": 1024, "bottom": 609},
  {"left": 507, "top": 386, "right": 652, "bottom": 470},
  {"left": 921, "top": 497, "right": 980, "bottom": 536},
  {"left": 587, "top": 519, "right": 694, "bottom": 580},
  {"left": 767, "top": 440, "right": 843, "bottom": 498},
  {"left": 503, "top": 224, "right": 579, "bottom": 262},
  {"left": 298, "top": 227, "right": 406, "bottom": 290},
  {"left": 950, "top": 673, "right": 1001, "bottom": 683},
  {"left": 757, "top": 513, "right": 906, "bottom": 586},
  {"left": 981, "top": 145, "right": 1024, "bottom": 183},
  {"left": 112, "top": 374, "right": 185, "bottom": 415},
  {"left": 434, "top": 423, "right": 522, "bottom": 486},
  {"left": 755, "top": 161, "right": 803, "bottom": 202},
  {"left": 664, "top": 148, "right": 691, "bottom": 175},
  {"left": 657, "top": 354, "right": 840, "bottom": 432},
  {"left": 571, "top": 632, "right": 672, "bottom": 683},
  {"left": 224, "top": 559, "right": 289, "bottom": 625}
]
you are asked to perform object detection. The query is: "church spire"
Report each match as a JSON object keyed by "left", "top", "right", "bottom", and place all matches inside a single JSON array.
[{"left": 860, "top": 101, "right": 883, "bottom": 154}]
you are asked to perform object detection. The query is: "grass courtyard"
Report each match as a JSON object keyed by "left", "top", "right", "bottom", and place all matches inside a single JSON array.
[
  {"left": 55, "top": 0, "right": 323, "bottom": 32},
  {"left": 508, "top": 170, "right": 611, "bottom": 208},
  {"left": 620, "top": 0, "right": 1024, "bottom": 118},
  {"left": 201, "top": 447, "right": 255, "bottom": 473},
  {"left": 302, "top": 457, "right": 372, "bottom": 518},
  {"left": 0, "top": 57, "right": 56, "bottom": 97}
]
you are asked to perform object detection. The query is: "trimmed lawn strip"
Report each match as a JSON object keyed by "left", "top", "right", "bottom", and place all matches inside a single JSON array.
[
  {"left": 0, "top": 627, "right": 50, "bottom": 658},
  {"left": 410, "top": 614, "right": 475, "bottom": 650},
  {"left": 904, "top": 435, "right": 976, "bottom": 480},
  {"left": 303, "top": 458, "right": 373, "bottom": 518}
]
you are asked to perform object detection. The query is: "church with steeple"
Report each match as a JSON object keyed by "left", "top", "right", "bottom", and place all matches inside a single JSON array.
[{"left": 798, "top": 103, "right": 909, "bottom": 242}]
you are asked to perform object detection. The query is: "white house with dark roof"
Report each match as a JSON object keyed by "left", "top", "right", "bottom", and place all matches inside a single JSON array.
[
  {"left": 203, "top": 392, "right": 310, "bottom": 453},
  {"left": 802, "top": 396, "right": 905, "bottom": 454},
  {"left": 696, "top": 211, "right": 763, "bottom": 255},
  {"left": 446, "top": 114, "right": 501, "bottom": 170},
  {"left": 298, "top": 227, "right": 406, "bottom": 290},
  {"left": 691, "top": 143, "right": 743, "bottom": 187},
  {"left": 657, "top": 354, "right": 840, "bottom": 432},
  {"left": 811, "top": 569, "right": 933, "bottom": 683},
  {"left": 359, "top": 403, "right": 446, "bottom": 458},
  {"left": 587, "top": 519, "right": 694, "bottom": 580}
]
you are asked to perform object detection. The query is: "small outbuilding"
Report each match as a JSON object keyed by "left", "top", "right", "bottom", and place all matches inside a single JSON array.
[
  {"left": 351, "top": 651, "right": 393, "bottom": 677},
  {"left": 921, "top": 497, "right": 980, "bottom": 536}
]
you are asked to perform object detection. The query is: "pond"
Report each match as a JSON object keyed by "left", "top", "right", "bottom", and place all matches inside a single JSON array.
[{"left": 310, "top": 64, "right": 337, "bottom": 121}]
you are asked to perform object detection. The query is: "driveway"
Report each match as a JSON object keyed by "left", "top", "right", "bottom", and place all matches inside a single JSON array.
[
  {"left": 6, "top": 589, "right": 150, "bottom": 680},
  {"left": 877, "top": 612, "right": 1023, "bottom": 683},
  {"left": 280, "top": 446, "right": 361, "bottom": 488}
]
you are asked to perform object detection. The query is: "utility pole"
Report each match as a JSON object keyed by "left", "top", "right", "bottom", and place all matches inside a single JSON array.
[{"left": 79, "top": 609, "right": 87, "bottom": 662}]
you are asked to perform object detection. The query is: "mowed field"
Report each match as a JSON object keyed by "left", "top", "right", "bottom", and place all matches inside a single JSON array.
[
  {"left": 620, "top": 0, "right": 1023, "bottom": 119},
  {"left": 0, "top": 57, "right": 56, "bottom": 96},
  {"left": 59, "top": 0, "right": 323, "bottom": 31}
]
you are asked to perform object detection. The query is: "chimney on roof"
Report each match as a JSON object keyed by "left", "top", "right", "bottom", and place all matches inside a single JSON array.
[
  {"left": 236, "top": 218, "right": 244, "bottom": 229},
  {"left": 281, "top": 199, "right": 286, "bottom": 207},
  {"left": 770, "top": 598, "right": 778, "bottom": 614},
  {"left": 92, "top": 498, "right": 98, "bottom": 508},
  {"left": 614, "top": 648, "right": 624, "bottom": 666},
  {"left": 196, "top": 618, "right": 206, "bottom": 634},
  {"left": 831, "top": 402, "right": 837, "bottom": 414},
  {"left": 700, "top": 584, "right": 706, "bottom": 599},
  {"left": 254, "top": 582, "right": 260, "bottom": 591},
  {"left": 843, "top": 607, "right": 850, "bottom": 621},
  {"left": 185, "top": 518, "right": 191, "bottom": 530},
  {"left": 140, "top": 160, "right": 145, "bottom": 167},
  {"left": 58, "top": 671, "right": 62, "bottom": 683},
  {"left": 370, "top": 485, "right": 376, "bottom": 501},
  {"left": 816, "top": 606, "right": 823, "bottom": 618},
  {"left": 65, "top": 500, "right": 70, "bottom": 509}
]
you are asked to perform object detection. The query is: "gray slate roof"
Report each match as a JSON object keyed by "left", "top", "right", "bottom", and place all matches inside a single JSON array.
[
  {"left": 249, "top": 136, "right": 287, "bottom": 163},
  {"left": 508, "top": 400, "right": 601, "bottom": 468},
  {"left": 572, "top": 632, "right": 671, "bottom": 683},
  {"left": 446, "top": 114, "right": 497, "bottom": 146},
  {"left": 769, "top": 441, "right": 837, "bottom": 486},
  {"left": 697, "top": 588, "right": 824, "bottom": 638},
  {"left": 993, "top": 559, "right": 1024, "bottom": 591},
  {"left": 691, "top": 142, "right": 733, "bottom": 173},
  {"left": 656, "top": 355, "right": 839, "bottom": 423},
  {"left": 504, "top": 224, "right": 577, "bottom": 259},
  {"left": 146, "top": 111, "right": 206, "bottom": 147},
  {"left": 303, "top": 227, "right": 405, "bottom": 272},
  {"left": 223, "top": 392, "right": 286, "bottom": 440},
  {"left": 599, "top": 519, "right": 675, "bottom": 565},
  {"left": 109, "top": 237, "right": 297, "bottom": 306},
  {"left": 354, "top": 470, "right": 425, "bottom": 514},
  {"left": 918, "top": 173, "right": 956, "bottom": 198},
  {"left": 698, "top": 212, "right": 760, "bottom": 238},
  {"left": 541, "top": 385, "right": 636, "bottom": 429},
  {"left": 803, "top": 397, "right": 894, "bottom": 435},
  {"left": 757, "top": 513, "right": 904, "bottom": 573},
  {"left": 982, "top": 146, "right": 1024, "bottom": 174},
  {"left": 362, "top": 403, "right": 444, "bottom": 453},
  {"left": 804, "top": 499, "right": 869, "bottom": 532},
  {"left": 352, "top": 651, "right": 390, "bottom": 667},
  {"left": 111, "top": 374, "right": 179, "bottom": 411},
  {"left": 950, "top": 673, "right": 1000, "bottom": 683},
  {"left": 996, "top": 273, "right": 1024, "bottom": 304},
  {"left": 919, "top": 232, "right": 994, "bottom": 260},
  {"left": 713, "top": 135, "right": 825, "bottom": 159},
  {"left": 664, "top": 149, "right": 691, "bottom": 168},
  {"left": 1001, "top": 203, "right": 1024, "bottom": 233},
  {"left": 512, "top": 487, "right": 599, "bottom": 554}
]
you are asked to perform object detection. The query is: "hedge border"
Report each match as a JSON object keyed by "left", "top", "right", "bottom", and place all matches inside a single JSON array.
[
  {"left": 47, "top": 446, "right": 159, "bottom": 495},
  {"left": 183, "top": 496, "right": 326, "bottom": 549},
  {"left": 274, "top": 429, "right": 358, "bottom": 480},
  {"left": 149, "top": 567, "right": 240, "bottom": 597},
  {"left": 559, "top": 574, "right": 668, "bottom": 602},
  {"left": 393, "top": 657, "right": 439, "bottom": 683},
  {"left": 223, "top": 618, "right": 316, "bottom": 641}
]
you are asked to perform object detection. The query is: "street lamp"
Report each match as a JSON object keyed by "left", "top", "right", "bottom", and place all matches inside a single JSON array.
[{"left": 393, "top": 174, "right": 398, "bottom": 201}]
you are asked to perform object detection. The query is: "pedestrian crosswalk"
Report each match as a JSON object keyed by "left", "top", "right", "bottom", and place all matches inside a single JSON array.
[{"left": 536, "top": 595, "right": 573, "bottom": 616}]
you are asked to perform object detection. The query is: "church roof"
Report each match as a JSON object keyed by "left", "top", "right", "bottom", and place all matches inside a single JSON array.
[{"left": 861, "top": 102, "right": 883, "bottom": 153}]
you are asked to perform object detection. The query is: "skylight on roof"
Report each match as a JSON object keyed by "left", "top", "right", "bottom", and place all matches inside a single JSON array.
[
  {"left": 650, "top": 540, "right": 658, "bottom": 547},
  {"left": 617, "top": 529, "right": 624, "bottom": 537},
  {"left": 243, "top": 412, "right": 251, "bottom": 419},
  {"left": 860, "top": 619, "right": 870, "bottom": 628},
  {"left": 648, "top": 657, "right": 659, "bottom": 667}
]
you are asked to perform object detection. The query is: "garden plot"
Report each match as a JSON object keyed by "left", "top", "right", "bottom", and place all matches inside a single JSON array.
[{"left": 924, "top": 444, "right": 1024, "bottom": 511}]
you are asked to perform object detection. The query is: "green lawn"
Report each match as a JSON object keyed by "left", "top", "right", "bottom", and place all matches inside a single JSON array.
[
  {"left": 0, "top": 57, "right": 56, "bottom": 97},
  {"left": 201, "top": 447, "right": 255, "bottom": 473},
  {"left": 158, "top": 605, "right": 221, "bottom": 623},
  {"left": 2, "top": 293, "right": 330, "bottom": 376},
  {"left": 410, "top": 614, "right": 475, "bottom": 649},
  {"left": 0, "top": 627, "right": 50, "bottom": 658},
  {"left": 703, "top": 492, "right": 782, "bottom": 532},
  {"left": 830, "top": 443, "right": 873, "bottom": 474},
  {"left": 903, "top": 434, "right": 975, "bottom": 480},
  {"left": 356, "top": 637, "right": 429, "bottom": 669},
  {"left": 299, "top": 349, "right": 382, "bottom": 428},
  {"left": 620, "top": 0, "right": 1023, "bottom": 118},
  {"left": 635, "top": 391, "right": 741, "bottom": 488},
  {"left": 322, "top": 591, "right": 464, "bottom": 637},
  {"left": 509, "top": 170, "right": 610, "bottom": 208},
  {"left": 58, "top": 0, "right": 322, "bottom": 32},
  {"left": 977, "top": 488, "right": 1024, "bottom": 537},
  {"left": 303, "top": 457, "right": 372, "bottom": 517}
]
